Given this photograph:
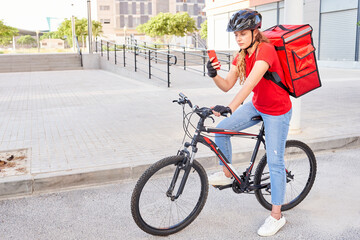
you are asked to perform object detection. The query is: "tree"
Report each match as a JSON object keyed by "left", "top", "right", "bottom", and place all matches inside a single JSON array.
[
  {"left": 137, "top": 12, "right": 197, "bottom": 39},
  {"left": 40, "top": 31, "right": 62, "bottom": 40},
  {"left": 92, "top": 20, "right": 103, "bottom": 41},
  {"left": 0, "top": 20, "right": 18, "bottom": 46},
  {"left": 200, "top": 20, "right": 207, "bottom": 40},
  {"left": 56, "top": 18, "right": 102, "bottom": 47},
  {"left": 17, "top": 35, "right": 36, "bottom": 47}
]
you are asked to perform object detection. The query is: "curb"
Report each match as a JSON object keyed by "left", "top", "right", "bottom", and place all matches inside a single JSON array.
[{"left": 0, "top": 136, "right": 359, "bottom": 200}]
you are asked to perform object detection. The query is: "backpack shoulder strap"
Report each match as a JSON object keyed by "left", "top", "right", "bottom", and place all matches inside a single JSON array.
[
  {"left": 255, "top": 42, "right": 294, "bottom": 96},
  {"left": 264, "top": 71, "right": 294, "bottom": 96}
]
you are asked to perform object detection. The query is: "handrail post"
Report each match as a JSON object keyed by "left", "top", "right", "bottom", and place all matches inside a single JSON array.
[
  {"left": 134, "top": 46, "right": 137, "bottom": 72},
  {"left": 101, "top": 40, "right": 103, "bottom": 57},
  {"left": 183, "top": 46, "right": 186, "bottom": 70},
  {"left": 115, "top": 43, "right": 117, "bottom": 64},
  {"left": 203, "top": 50, "right": 206, "bottom": 76},
  {"left": 95, "top": 40, "right": 98, "bottom": 52},
  {"left": 107, "top": 42, "right": 109, "bottom": 60},
  {"left": 144, "top": 42, "right": 147, "bottom": 59},
  {"left": 167, "top": 54, "right": 170, "bottom": 88},
  {"left": 123, "top": 44, "right": 126, "bottom": 67},
  {"left": 148, "top": 50, "right": 151, "bottom": 79},
  {"left": 155, "top": 44, "right": 157, "bottom": 64},
  {"left": 228, "top": 54, "right": 231, "bottom": 71}
]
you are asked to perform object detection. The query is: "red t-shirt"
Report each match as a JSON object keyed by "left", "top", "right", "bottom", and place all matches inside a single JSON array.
[{"left": 232, "top": 42, "right": 291, "bottom": 115}]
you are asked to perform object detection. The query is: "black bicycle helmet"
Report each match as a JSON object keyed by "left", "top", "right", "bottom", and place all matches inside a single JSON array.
[{"left": 227, "top": 9, "right": 262, "bottom": 32}]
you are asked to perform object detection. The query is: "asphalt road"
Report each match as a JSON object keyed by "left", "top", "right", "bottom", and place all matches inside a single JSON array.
[{"left": 0, "top": 147, "right": 359, "bottom": 240}]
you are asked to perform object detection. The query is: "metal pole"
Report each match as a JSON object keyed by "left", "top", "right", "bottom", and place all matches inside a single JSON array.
[
  {"left": 115, "top": 44, "right": 117, "bottom": 64},
  {"left": 284, "top": 0, "right": 303, "bottom": 134},
  {"left": 228, "top": 54, "right": 231, "bottom": 71},
  {"left": 155, "top": 44, "right": 157, "bottom": 64},
  {"left": 87, "top": 0, "right": 93, "bottom": 54},
  {"left": 36, "top": 30, "right": 40, "bottom": 53},
  {"left": 123, "top": 44, "right": 126, "bottom": 67},
  {"left": 95, "top": 38, "right": 97, "bottom": 52},
  {"left": 355, "top": 0, "right": 360, "bottom": 61},
  {"left": 183, "top": 46, "right": 186, "bottom": 70},
  {"left": 101, "top": 40, "right": 103, "bottom": 56},
  {"left": 148, "top": 50, "right": 151, "bottom": 79},
  {"left": 167, "top": 54, "right": 170, "bottom": 87},
  {"left": 71, "top": 15, "right": 76, "bottom": 52},
  {"left": 203, "top": 50, "right": 206, "bottom": 76},
  {"left": 107, "top": 42, "right": 109, "bottom": 60},
  {"left": 134, "top": 46, "right": 137, "bottom": 72},
  {"left": 144, "top": 42, "right": 147, "bottom": 59}
]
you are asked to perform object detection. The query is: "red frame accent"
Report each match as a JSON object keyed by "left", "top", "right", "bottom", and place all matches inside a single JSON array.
[
  {"left": 203, "top": 136, "right": 242, "bottom": 184},
  {"left": 206, "top": 128, "right": 258, "bottom": 137}
]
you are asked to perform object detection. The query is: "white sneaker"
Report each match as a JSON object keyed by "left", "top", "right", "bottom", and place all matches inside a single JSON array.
[
  {"left": 257, "top": 215, "right": 286, "bottom": 237},
  {"left": 208, "top": 171, "right": 233, "bottom": 186}
]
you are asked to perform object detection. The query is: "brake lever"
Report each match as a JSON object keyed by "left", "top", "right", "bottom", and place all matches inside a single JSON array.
[
  {"left": 209, "top": 116, "right": 215, "bottom": 123},
  {"left": 172, "top": 100, "right": 178, "bottom": 103}
]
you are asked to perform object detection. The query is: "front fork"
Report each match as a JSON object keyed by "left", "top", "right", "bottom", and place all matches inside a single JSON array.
[{"left": 167, "top": 143, "right": 197, "bottom": 201}]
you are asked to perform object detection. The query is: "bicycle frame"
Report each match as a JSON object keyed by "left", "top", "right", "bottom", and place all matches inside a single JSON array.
[
  {"left": 200, "top": 125, "right": 265, "bottom": 188},
  {"left": 175, "top": 114, "right": 268, "bottom": 195}
]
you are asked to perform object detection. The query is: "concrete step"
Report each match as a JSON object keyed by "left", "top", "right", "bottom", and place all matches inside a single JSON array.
[{"left": 0, "top": 53, "right": 83, "bottom": 73}]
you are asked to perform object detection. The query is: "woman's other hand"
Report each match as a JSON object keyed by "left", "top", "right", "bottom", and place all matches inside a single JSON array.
[{"left": 211, "top": 105, "right": 232, "bottom": 117}]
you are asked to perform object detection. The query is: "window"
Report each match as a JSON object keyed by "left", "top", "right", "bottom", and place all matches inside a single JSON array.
[
  {"left": 140, "top": 15, "right": 149, "bottom": 24},
  {"left": 120, "top": 2, "right": 128, "bottom": 14},
  {"left": 58, "top": 42, "right": 63, "bottom": 46},
  {"left": 140, "top": 3, "right": 144, "bottom": 14},
  {"left": 42, "top": 43, "right": 47, "bottom": 46},
  {"left": 101, "top": 19, "right": 111, "bottom": 24},
  {"left": 128, "top": 15, "right": 133, "bottom": 28},
  {"left": 120, "top": 15, "right": 125, "bottom": 27},
  {"left": 132, "top": 2, "right": 136, "bottom": 14},
  {"left": 100, "top": 5, "right": 110, "bottom": 11},
  {"left": 148, "top": 2, "right": 152, "bottom": 14}
]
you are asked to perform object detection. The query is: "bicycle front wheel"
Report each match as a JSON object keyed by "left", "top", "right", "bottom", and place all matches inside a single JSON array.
[
  {"left": 254, "top": 140, "right": 317, "bottom": 211},
  {"left": 131, "top": 155, "right": 209, "bottom": 236}
]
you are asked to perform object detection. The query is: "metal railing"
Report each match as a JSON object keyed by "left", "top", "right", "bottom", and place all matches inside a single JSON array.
[
  {"left": 126, "top": 37, "right": 232, "bottom": 77},
  {"left": 95, "top": 39, "right": 177, "bottom": 87},
  {"left": 75, "top": 36, "right": 83, "bottom": 67}
]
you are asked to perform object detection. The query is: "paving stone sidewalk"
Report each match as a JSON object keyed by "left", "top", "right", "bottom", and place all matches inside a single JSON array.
[{"left": 0, "top": 66, "right": 359, "bottom": 198}]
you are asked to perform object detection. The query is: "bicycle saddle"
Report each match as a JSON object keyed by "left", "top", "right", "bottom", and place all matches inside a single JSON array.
[{"left": 251, "top": 116, "right": 263, "bottom": 121}]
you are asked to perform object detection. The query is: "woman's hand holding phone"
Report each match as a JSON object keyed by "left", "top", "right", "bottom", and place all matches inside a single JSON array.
[{"left": 206, "top": 50, "right": 221, "bottom": 78}]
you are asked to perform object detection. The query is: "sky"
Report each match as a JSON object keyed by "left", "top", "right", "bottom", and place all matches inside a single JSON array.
[{"left": 0, "top": 0, "right": 98, "bottom": 31}]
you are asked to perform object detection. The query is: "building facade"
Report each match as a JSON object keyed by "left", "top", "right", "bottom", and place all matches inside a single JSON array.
[
  {"left": 97, "top": 0, "right": 206, "bottom": 40},
  {"left": 206, "top": 0, "right": 360, "bottom": 67}
]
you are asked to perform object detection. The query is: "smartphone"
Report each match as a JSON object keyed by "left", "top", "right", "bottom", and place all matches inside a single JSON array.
[{"left": 207, "top": 50, "right": 220, "bottom": 70}]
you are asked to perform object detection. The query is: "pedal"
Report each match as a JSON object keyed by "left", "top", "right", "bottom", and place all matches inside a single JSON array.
[{"left": 212, "top": 184, "right": 232, "bottom": 190}]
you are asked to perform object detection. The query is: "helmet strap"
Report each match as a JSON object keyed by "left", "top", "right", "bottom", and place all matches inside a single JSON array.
[{"left": 245, "top": 30, "right": 256, "bottom": 51}]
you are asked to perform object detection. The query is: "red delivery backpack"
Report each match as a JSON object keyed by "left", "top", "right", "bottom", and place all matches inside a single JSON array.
[{"left": 262, "top": 24, "right": 321, "bottom": 97}]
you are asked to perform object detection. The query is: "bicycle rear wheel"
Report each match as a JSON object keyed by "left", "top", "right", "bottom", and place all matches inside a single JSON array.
[
  {"left": 131, "top": 155, "right": 209, "bottom": 236},
  {"left": 254, "top": 140, "right": 317, "bottom": 211}
]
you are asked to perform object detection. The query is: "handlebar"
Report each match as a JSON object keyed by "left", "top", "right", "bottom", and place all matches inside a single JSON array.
[{"left": 173, "top": 92, "right": 229, "bottom": 119}]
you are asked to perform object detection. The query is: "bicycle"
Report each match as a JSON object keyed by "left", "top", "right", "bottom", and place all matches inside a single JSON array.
[{"left": 131, "top": 93, "right": 317, "bottom": 236}]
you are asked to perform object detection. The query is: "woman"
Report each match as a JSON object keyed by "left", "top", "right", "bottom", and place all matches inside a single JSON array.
[{"left": 207, "top": 9, "right": 292, "bottom": 237}]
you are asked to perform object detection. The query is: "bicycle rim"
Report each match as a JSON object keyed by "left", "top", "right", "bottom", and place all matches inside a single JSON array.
[
  {"left": 255, "top": 141, "right": 316, "bottom": 211},
  {"left": 133, "top": 157, "right": 208, "bottom": 235}
]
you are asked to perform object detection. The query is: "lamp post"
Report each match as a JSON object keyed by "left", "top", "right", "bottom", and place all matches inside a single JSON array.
[
  {"left": 284, "top": 0, "right": 303, "bottom": 134},
  {"left": 71, "top": 3, "right": 76, "bottom": 52},
  {"left": 87, "top": 0, "right": 93, "bottom": 54},
  {"left": 123, "top": 26, "right": 127, "bottom": 44},
  {"left": 36, "top": 30, "right": 40, "bottom": 52}
]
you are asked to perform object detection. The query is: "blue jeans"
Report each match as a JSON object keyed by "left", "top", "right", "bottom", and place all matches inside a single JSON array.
[{"left": 215, "top": 101, "right": 292, "bottom": 205}]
